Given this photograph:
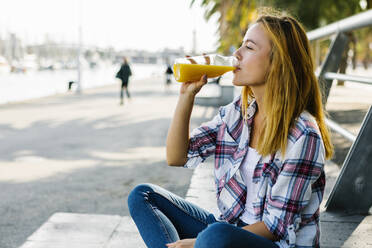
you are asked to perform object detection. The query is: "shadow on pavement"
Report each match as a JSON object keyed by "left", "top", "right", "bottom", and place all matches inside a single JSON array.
[
  {"left": 320, "top": 211, "right": 366, "bottom": 247},
  {"left": 0, "top": 159, "right": 194, "bottom": 248}
]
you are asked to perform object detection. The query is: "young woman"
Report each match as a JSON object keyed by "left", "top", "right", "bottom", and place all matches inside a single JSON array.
[{"left": 128, "top": 8, "right": 333, "bottom": 248}]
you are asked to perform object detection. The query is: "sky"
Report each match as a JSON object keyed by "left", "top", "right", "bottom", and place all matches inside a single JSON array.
[{"left": 0, "top": 0, "right": 220, "bottom": 53}]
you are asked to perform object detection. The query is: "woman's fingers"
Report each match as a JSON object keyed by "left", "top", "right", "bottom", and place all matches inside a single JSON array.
[
  {"left": 185, "top": 74, "right": 207, "bottom": 86},
  {"left": 185, "top": 55, "right": 197, "bottom": 64},
  {"left": 166, "top": 239, "right": 196, "bottom": 248},
  {"left": 186, "top": 54, "right": 210, "bottom": 65},
  {"left": 191, "top": 74, "right": 207, "bottom": 88},
  {"left": 194, "top": 75, "right": 208, "bottom": 91},
  {"left": 182, "top": 74, "right": 207, "bottom": 96},
  {"left": 202, "top": 53, "right": 210, "bottom": 65},
  {"left": 200, "top": 74, "right": 208, "bottom": 85}
]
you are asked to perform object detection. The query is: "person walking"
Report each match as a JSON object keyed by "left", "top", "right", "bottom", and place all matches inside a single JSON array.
[
  {"left": 128, "top": 7, "right": 333, "bottom": 248},
  {"left": 116, "top": 56, "right": 132, "bottom": 105},
  {"left": 165, "top": 64, "right": 173, "bottom": 92}
]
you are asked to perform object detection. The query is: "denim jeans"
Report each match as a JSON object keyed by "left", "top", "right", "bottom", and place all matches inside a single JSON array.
[{"left": 128, "top": 183, "right": 279, "bottom": 248}]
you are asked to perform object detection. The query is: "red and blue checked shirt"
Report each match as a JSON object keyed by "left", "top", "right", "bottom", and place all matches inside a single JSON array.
[{"left": 185, "top": 96, "right": 326, "bottom": 248}]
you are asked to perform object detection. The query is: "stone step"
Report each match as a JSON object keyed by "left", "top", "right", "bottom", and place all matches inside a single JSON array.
[
  {"left": 19, "top": 213, "right": 145, "bottom": 248},
  {"left": 185, "top": 160, "right": 220, "bottom": 217},
  {"left": 320, "top": 211, "right": 372, "bottom": 247}
]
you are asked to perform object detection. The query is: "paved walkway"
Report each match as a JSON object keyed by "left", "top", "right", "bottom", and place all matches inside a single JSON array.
[
  {"left": 2, "top": 75, "right": 372, "bottom": 247},
  {"left": 0, "top": 76, "right": 219, "bottom": 248}
]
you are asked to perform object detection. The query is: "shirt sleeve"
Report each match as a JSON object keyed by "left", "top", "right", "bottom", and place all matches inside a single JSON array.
[
  {"left": 184, "top": 109, "right": 223, "bottom": 169},
  {"left": 262, "top": 130, "right": 325, "bottom": 243}
]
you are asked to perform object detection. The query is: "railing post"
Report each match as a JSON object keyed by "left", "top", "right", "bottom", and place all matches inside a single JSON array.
[
  {"left": 318, "top": 32, "right": 349, "bottom": 105},
  {"left": 306, "top": 9, "right": 372, "bottom": 216},
  {"left": 325, "top": 106, "right": 372, "bottom": 214}
]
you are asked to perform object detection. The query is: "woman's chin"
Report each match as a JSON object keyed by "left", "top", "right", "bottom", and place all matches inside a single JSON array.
[{"left": 232, "top": 79, "right": 245, "bottom": 86}]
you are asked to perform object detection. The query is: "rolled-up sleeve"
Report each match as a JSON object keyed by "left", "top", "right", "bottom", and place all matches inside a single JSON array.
[
  {"left": 262, "top": 130, "right": 325, "bottom": 244},
  {"left": 184, "top": 109, "right": 223, "bottom": 169}
]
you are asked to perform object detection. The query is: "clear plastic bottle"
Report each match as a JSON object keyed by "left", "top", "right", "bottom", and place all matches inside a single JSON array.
[{"left": 173, "top": 54, "right": 238, "bottom": 82}]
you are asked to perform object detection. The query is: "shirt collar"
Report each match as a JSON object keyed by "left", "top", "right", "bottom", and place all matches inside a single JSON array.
[{"left": 246, "top": 99, "right": 257, "bottom": 121}]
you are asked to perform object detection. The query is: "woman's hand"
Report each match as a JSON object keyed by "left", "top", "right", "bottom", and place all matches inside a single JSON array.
[
  {"left": 180, "top": 74, "right": 207, "bottom": 97},
  {"left": 179, "top": 54, "right": 210, "bottom": 97},
  {"left": 166, "top": 238, "right": 196, "bottom": 248}
]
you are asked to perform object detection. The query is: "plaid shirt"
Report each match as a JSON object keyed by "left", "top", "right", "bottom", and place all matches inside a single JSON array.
[{"left": 185, "top": 96, "right": 326, "bottom": 248}]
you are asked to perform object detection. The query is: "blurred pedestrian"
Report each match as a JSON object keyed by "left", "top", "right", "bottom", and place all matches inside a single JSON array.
[
  {"left": 67, "top": 81, "right": 75, "bottom": 91},
  {"left": 116, "top": 57, "right": 132, "bottom": 105},
  {"left": 165, "top": 64, "right": 173, "bottom": 92}
]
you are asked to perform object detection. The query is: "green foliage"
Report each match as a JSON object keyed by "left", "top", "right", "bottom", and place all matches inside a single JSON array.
[
  {"left": 191, "top": 0, "right": 368, "bottom": 54},
  {"left": 272, "top": 0, "right": 362, "bottom": 30}
]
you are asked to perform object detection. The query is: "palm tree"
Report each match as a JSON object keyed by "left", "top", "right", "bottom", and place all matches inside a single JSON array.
[
  {"left": 193, "top": 0, "right": 371, "bottom": 72},
  {"left": 191, "top": 0, "right": 259, "bottom": 54}
]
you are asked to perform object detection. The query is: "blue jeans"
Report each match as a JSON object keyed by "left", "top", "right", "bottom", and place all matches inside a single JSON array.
[{"left": 128, "top": 183, "right": 279, "bottom": 248}]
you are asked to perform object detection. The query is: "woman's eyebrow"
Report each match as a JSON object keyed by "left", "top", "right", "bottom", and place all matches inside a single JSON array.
[{"left": 244, "top": 39, "right": 258, "bottom": 46}]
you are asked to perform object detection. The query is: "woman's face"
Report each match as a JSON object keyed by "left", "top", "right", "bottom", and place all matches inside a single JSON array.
[{"left": 232, "top": 23, "right": 272, "bottom": 87}]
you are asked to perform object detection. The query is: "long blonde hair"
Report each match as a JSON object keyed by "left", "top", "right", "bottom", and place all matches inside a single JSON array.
[{"left": 242, "top": 8, "right": 333, "bottom": 159}]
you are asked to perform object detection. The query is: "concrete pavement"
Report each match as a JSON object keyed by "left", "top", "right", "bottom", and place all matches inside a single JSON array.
[{"left": 0, "top": 76, "right": 219, "bottom": 248}]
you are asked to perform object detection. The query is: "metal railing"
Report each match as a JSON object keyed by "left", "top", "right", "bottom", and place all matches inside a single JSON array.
[
  {"left": 324, "top": 72, "right": 372, "bottom": 86},
  {"left": 308, "top": 9, "right": 372, "bottom": 143},
  {"left": 307, "top": 10, "right": 372, "bottom": 214},
  {"left": 307, "top": 10, "right": 372, "bottom": 40}
]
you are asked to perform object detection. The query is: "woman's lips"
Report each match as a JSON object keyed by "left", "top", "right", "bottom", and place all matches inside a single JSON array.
[{"left": 233, "top": 67, "right": 241, "bottom": 73}]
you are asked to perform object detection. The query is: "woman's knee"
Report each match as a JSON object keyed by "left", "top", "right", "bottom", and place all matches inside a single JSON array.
[
  {"left": 127, "top": 183, "right": 155, "bottom": 210},
  {"left": 195, "top": 222, "right": 233, "bottom": 248}
]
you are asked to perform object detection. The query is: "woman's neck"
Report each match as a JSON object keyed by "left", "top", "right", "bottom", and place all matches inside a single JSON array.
[{"left": 250, "top": 85, "right": 265, "bottom": 118}]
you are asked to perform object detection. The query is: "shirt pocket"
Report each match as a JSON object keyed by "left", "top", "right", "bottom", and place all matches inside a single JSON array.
[
  {"left": 262, "top": 159, "right": 282, "bottom": 186},
  {"left": 255, "top": 159, "right": 282, "bottom": 198}
]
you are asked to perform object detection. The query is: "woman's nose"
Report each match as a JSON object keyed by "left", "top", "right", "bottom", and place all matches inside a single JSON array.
[{"left": 233, "top": 49, "right": 241, "bottom": 60}]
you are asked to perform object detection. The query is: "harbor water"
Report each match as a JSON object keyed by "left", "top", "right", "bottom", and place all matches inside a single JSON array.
[{"left": 0, "top": 63, "right": 164, "bottom": 104}]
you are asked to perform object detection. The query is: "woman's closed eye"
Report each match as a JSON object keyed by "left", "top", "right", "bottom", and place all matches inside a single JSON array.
[{"left": 246, "top": 46, "right": 253, "bottom": 50}]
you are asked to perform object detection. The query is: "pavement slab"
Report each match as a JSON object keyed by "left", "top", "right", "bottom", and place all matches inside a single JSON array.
[{"left": 19, "top": 213, "right": 146, "bottom": 248}]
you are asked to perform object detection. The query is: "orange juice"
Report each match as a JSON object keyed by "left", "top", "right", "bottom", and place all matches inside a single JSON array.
[{"left": 173, "top": 64, "right": 235, "bottom": 83}]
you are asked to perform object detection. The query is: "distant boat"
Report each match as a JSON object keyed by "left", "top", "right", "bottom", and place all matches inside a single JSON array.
[{"left": 0, "top": 56, "right": 11, "bottom": 74}]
